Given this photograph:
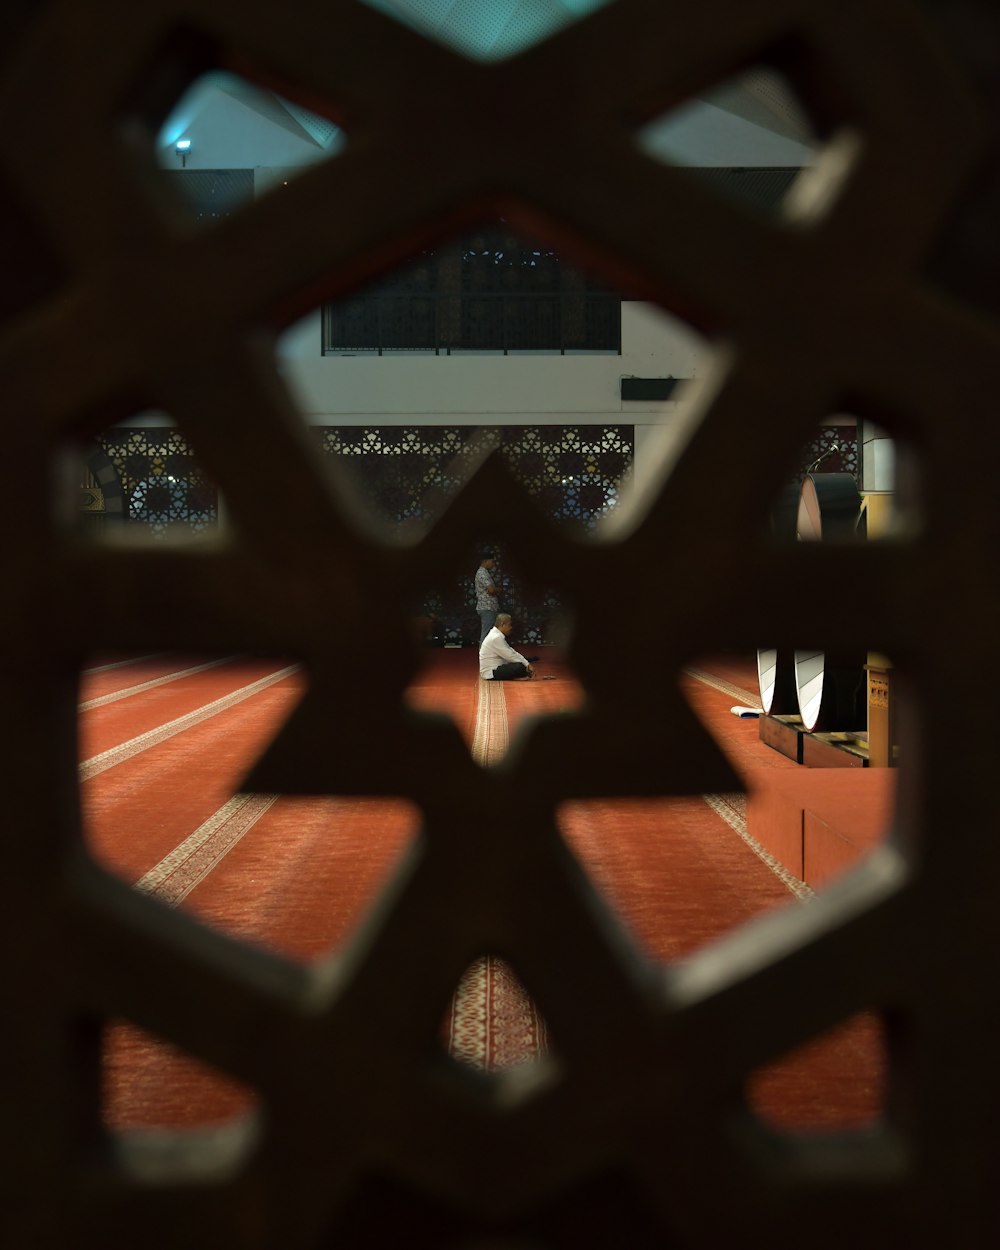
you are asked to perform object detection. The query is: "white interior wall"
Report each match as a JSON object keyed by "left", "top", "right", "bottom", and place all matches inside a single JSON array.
[
  {"left": 280, "top": 304, "right": 698, "bottom": 412},
  {"left": 155, "top": 73, "right": 817, "bottom": 482},
  {"left": 278, "top": 302, "right": 706, "bottom": 480}
]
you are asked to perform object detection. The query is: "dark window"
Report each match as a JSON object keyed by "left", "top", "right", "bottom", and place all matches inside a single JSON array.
[
  {"left": 323, "top": 228, "right": 621, "bottom": 354},
  {"left": 163, "top": 169, "right": 255, "bottom": 224}
]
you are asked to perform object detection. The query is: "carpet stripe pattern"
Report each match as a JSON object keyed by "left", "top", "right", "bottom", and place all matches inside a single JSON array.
[
  {"left": 85, "top": 651, "right": 880, "bottom": 1126},
  {"left": 684, "top": 665, "right": 762, "bottom": 709},
  {"left": 684, "top": 666, "right": 811, "bottom": 897},
  {"left": 80, "top": 656, "right": 236, "bottom": 711},
  {"left": 472, "top": 676, "right": 508, "bottom": 768},
  {"left": 80, "top": 664, "right": 298, "bottom": 780},
  {"left": 135, "top": 792, "right": 279, "bottom": 906},
  {"left": 448, "top": 955, "right": 550, "bottom": 1072},
  {"left": 449, "top": 677, "right": 549, "bottom": 1071},
  {"left": 701, "top": 793, "right": 814, "bottom": 902}
]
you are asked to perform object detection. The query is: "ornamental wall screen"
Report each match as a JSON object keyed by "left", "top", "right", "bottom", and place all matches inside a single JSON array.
[
  {"left": 316, "top": 424, "right": 634, "bottom": 645},
  {"left": 2, "top": 2, "right": 999, "bottom": 1247}
]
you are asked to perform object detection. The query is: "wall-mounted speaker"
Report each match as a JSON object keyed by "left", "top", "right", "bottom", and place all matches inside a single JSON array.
[{"left": 620, "top": 377, "right": 681, "bottom": 401}]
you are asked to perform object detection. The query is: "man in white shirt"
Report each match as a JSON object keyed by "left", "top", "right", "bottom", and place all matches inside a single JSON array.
[{"left": 479, "top": 613, "right": 535, "bottom": 680}]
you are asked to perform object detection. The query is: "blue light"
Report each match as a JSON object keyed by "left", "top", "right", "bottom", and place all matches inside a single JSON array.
[
  {"left": 359, "top": 0, "right": 613, "bottom": 62},
  {"left": 175, "top": 138, "right": 192, "bottom": 152}
]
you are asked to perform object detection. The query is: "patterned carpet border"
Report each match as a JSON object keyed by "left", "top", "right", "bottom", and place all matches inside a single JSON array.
[
  {"left": 445, "top": 675, "right": 548, "bottom": 1071},
  {"left": 79, "top": 656, "right": 237, "bottom": 711},
  {"left": 79, "top": 665, "right": 298, "bottom": 780},
  {"left": 682, "top": 668, "right": 812, "bottom": 896},
  {"left": 135, "top": 792, "right": 278, "bottom": 905},
  {"left": 684, "top": 666, "right": 761, "bottom": 709},
  {"left": 449, "top": 956, "right": 549, "bottom": 1072},
  {"left": 471, "top": 677, "right": 508, "bottom": 768},
  {"left": 702, "top": 793, "right": 814, "bottom": 901}
]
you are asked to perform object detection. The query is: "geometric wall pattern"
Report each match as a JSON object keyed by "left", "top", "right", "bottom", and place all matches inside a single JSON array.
[
  {"left": 91, "top": 414, "right": 846, "bottom": 580},
  {"left": 3, "top": 1, "right": 1000, "bottom": 1248},
  {"left": 315, "top": 422, "right": 631, "bottom": 541},
  {"left": 91, "top": 423, "right": 631, "bottom": 638},
  {"left": 316, "top": 424, "right": 633, "bottom": 642},
  {"left": 98, "top": 427, "right": 219, "bottom": 536},
  {"left": 91, "top": 418, "right": 845, "bottom": 554},
  {"left": 801, "top": 422, "right": 860, "bottom": 481}
]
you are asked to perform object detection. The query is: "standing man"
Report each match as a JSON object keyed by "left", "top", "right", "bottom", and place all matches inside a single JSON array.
[
  {"left": 479, "top": 614, "right": 535, "bottom": 680},
  {"left": 474, "top": 551, "right": 500, "bottom": 645}
]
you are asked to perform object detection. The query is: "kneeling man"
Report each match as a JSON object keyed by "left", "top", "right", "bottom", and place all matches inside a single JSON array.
[{"left": 479, "top": 613, "right": 535, "bottom": 680}]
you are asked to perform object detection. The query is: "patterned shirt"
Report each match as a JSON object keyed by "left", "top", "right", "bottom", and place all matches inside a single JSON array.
[{"left": 474, "top": 564, "right": 498, "bottom": 611}]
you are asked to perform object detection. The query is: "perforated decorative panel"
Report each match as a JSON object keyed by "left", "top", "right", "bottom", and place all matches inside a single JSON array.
[
  {"left": 318, "top": 424, "right": 633, "bottom": 643},
  {"left": 3, "top": 2, "right": 1000, "bottom": 1248},
  {"left": 98, "top": 428, "right": 218, "bottom": 536},
  {"left": 800, "top": 422, "right": 861, "bottom": 481}
]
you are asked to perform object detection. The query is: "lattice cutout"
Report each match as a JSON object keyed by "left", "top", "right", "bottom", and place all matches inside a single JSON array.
[
  {"left": 3, "top": 2, "right": 1000, "bottom": 1248},
  {"left": 315, "top": 425, "right": 631, "bottom": 534},
  {"left": 97, "top": 426, "right": 219, "bottom": 537},
  {"left": 800, "top": 421, "right": 861, "bottom": 484}
]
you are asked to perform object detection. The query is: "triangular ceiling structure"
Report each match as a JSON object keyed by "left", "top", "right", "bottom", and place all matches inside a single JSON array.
[
  {"left": 155, "top": 7, "right": 814, "bottom": 171},
  {"left": 158, "top": 71, "right": 342, "bottom": 162},
  {"left": 366, "top": 1, "right": 816, "bottom": 157},
  {"left": 365, "top": 0, "right": 611, "bottom": 62}
]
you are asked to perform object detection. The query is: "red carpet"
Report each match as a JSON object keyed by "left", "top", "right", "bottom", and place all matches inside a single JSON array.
[
  {"left": 85, "top": 655, "right": 417, "bottom": 1127},
  {"left": 86, "top": 648, "right": 884, "bottom": 1131},
  {"left": 491, "top": 651, "right": 884, "bottom": 1128}
]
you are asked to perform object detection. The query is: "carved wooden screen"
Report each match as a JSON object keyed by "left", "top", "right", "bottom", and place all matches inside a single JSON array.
[{"left": 2, "top": 2, "right": 1000, "bottom": 1248}]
